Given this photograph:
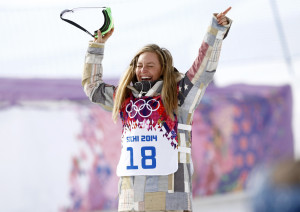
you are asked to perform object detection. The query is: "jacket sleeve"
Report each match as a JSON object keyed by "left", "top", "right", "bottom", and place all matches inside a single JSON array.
[
  {"left": 82, "top": 42, "right": 116, "bottom": 112},
  {"left": 178, "top": 15, "right": 232, "bottom": 112}
]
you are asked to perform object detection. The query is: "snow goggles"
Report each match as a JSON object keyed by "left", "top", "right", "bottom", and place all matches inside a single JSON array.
[{"left": 60, "top": 7, "right": 114, "bottom": 38}]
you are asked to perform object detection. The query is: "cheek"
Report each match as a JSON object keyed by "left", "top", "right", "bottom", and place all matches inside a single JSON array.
[
  {"left": 135, "top": 69, "right": 141, "bottom": 80},
  {"left": 155, "top": 68, "right": 163, "bottom": 79},
  {"left": 135, "top": 68, "right": 139, "bottom": 75}
]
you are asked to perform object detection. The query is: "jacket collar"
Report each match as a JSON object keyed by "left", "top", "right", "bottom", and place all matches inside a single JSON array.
[{"left": 127, "top": 80, "right": 163, "bottom": 98}]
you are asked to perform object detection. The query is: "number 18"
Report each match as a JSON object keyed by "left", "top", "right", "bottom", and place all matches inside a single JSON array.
[{"left": 127, "top": 146, "right": 156, "bottom": 170}]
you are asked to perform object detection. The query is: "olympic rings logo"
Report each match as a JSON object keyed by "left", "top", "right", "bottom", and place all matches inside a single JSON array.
[{"left": 125, "top": 99, "right": 160, "bottom": 118}]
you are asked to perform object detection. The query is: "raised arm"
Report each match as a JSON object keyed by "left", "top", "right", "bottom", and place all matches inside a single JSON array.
[
  {"left": 178, "top": 7, "right": 232, "bottom": 111},
  {"left": 82, "top": 28, "right": 116, "bottom": 111}
]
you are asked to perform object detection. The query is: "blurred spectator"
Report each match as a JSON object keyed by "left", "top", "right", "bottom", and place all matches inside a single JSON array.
[{"left": 248, "top": 159, "right": 300, "bottom": 212}]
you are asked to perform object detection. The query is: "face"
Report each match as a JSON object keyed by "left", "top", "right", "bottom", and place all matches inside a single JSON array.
[{"left": 135, "top": 52, "right": 162, "bottom": 82}]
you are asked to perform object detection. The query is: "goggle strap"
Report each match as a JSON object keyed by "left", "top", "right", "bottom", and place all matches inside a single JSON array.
[{"left": 60, "top": 7, "right": 107, "bottom": 38}]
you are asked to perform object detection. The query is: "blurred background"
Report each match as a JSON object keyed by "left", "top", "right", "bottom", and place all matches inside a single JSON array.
[{"left": 0, "top": 0, "right": 299, "bottom": 211}]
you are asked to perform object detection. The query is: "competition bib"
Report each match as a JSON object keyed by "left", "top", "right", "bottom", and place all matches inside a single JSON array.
[{"left": 117, "top": 96, "right": 178, "bottom": 176}]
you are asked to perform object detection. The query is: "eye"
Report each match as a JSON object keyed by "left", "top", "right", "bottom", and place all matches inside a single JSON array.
[{"left": 147, "top": 65, "right": 154, "bottom": 68}]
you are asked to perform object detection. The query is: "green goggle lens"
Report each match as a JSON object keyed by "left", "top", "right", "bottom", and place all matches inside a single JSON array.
[{"left": 94, "top": 7, "right": 114, "bottom": 38}]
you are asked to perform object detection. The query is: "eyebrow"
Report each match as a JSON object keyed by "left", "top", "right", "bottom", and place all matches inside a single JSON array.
[{"left": 137, "top": 62, "right": 156, "bottom": 65}]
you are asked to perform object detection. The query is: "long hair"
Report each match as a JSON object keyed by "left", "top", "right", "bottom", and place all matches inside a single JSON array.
[{"left": 112, "top": 44, "right": 182, "bottom": 122}]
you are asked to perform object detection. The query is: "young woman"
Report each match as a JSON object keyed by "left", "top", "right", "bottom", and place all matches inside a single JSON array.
[{"left": 82, "top": 7, "right": 232, "bottom": 212}]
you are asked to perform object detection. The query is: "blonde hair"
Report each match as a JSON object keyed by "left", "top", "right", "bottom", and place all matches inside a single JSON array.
[{"left": 112, "top": 44, "right": 182, "bottom": 122}]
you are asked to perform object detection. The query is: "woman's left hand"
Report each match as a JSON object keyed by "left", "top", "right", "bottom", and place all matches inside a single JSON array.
[{"left": 216, "top": 7, "right": 232, "bottom": 26}]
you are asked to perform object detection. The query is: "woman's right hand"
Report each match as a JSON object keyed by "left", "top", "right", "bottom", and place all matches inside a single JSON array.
[
  {"left": 95, "top": 27, "right": 114, "bottom": 43},
  {"left": 215, "top": 7, "right": 231, "bottom": 26}
]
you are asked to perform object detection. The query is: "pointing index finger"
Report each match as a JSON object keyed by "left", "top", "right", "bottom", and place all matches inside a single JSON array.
[{"left": 222, "top": 6, "right": 232, "bottom": 15}]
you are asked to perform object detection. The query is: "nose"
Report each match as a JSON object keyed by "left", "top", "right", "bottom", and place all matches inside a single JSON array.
[{"left": 140, "top": 66, "right": 147, "bottom": 73}]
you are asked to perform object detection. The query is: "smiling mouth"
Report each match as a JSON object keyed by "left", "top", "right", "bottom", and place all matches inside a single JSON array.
[{"left": 141, "top": 76, "right": 152, "bottom": 81}]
